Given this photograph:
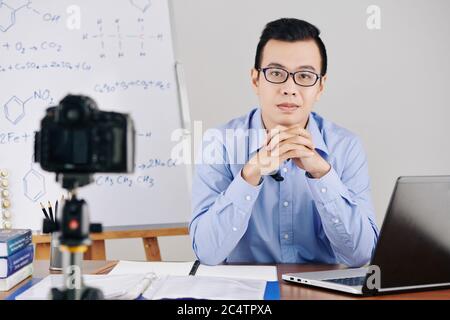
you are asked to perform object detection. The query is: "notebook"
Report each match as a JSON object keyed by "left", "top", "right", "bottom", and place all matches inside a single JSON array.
[
  {"left": 143, "top": 275, "right": 267, "bottom": 300},
  {"left": 110, "top": 260, "right": 279, "bottom": 300},
  {"left": 10, "top": 260, "right": 280, "bottom": 300}
]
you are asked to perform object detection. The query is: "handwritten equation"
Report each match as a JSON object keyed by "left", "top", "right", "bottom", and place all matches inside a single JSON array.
[
  {"left": 0, "top": 61, "right": 92, "bottom": 73},
  {"left": 94, "top": 80, "right": 171, "bottom": 93},
  {"left": 95, "top": 175, "right": 155, "bottom": 188},
  {"left": 1, "top": 40, "right": 63, "bottom": 55}
]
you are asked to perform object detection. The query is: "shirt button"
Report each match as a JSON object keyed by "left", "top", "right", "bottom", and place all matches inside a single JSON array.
[
  {"left": 332, "top": 218, "right": 340, "bottom": 224},
  {"left": 321, "top": 188, "right": 327, "bottom": 193},
  {"left": 283, "top": 168, "right": 288, "bottom": 173},
  {"left": 284, "top": 234, "right": 289, "bottom": 240},
  {"left": 283, "top": 201, "right": 289, "bottom": 207},
  {"left": 232, "top": 227, "right": 238, "bottom": 232},
  {"left": 245, "top": 195, "right": 251, "bottom": 201}
]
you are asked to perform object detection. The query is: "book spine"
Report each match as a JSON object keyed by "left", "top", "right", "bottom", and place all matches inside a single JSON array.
[
  {"left": 4, "top": 245, "right": 34, "bottom": 278},
  {"left": 6, "top": 231, "right": 32, "bottom": 256},
  {"left": 0, "top": 264, "right": 33, "bottom": 292}
]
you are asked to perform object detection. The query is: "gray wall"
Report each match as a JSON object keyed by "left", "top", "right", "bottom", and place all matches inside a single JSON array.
[{"left": 107, "top": 0, "right": 450, "bottom": 261}]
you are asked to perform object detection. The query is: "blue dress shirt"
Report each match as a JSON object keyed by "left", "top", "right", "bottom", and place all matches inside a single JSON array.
[{"left": 190, "top": 108, "right": 379, "bottom": 267}]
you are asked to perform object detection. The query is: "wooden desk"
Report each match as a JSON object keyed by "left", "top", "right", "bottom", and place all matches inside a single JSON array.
[{"left": 2, "top": 261, "right": 450, "bottom": 300}]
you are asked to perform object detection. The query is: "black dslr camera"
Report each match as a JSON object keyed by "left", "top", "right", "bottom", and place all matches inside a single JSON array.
[
  {"left": 34, "top": 94, "right": 135, "bottom": 300},
  {"left": 35, "top": 94, "right": 135, "bottom": 176}
]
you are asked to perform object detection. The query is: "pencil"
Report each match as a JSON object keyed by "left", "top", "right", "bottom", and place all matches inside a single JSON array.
[
  {"left": 189, "top": 260, "right": 200, "bottom": 276},
  {"left": 40, "top": 202, "right": 51, "bottom": 221},
  {"left": 48, "top": 200, "right": 54, "bottom": 223},
  {"left": 54, "top": 200, "right": 58, "bottom": 223},
  {"left": 55, "top": 195, "right": 64, "bottom": 223}
]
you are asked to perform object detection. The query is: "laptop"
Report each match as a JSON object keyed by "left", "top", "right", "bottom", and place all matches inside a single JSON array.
[{"left": 282, "top": 176, "right": 450, "bottom": 295}]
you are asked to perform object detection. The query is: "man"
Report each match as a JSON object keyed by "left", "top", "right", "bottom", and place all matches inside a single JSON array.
[{"left": 190, "top": 18, "right": 379, "bottom": 267}]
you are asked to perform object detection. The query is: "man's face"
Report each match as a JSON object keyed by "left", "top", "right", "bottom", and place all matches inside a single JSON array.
[{"left": 251, "top": 39, "right": 326, "bottom": 129}]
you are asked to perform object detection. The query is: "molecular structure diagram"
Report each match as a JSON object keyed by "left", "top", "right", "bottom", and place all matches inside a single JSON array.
[
  {"left": 3, "top": 95, "right": 29, "bottom": 125},
  {"left": 23, "top": 167, "right": 46, "bottom": 202},
  {"left": 3, "top": 90, "right": 53, "bottom": 125},
  {"left": 1, "top": 1, "right": 152, "bottom": 33},
  {"left": 0, "top": 0, "right": 31, "bottom": 32}
]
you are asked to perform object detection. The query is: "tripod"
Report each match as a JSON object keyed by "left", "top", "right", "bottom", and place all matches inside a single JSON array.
[{"left": 43, "top": 173, "right": 104, "bottom": 300}]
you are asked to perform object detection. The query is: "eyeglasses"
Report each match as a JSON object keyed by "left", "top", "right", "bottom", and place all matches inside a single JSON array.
[{"left": 258, "top": 67, "right": 321, "bottom": 87}]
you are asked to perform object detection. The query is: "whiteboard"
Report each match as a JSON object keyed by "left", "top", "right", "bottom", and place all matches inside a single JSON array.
[{"left": 0, "top": 0, "right": 191, "bottom": 230}]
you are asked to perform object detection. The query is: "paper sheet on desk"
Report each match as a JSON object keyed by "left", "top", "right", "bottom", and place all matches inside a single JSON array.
[
  {"left": 143, "top": 275, "right": 267, "bottom": 300},
  {"left": 109, "top": 260, "right": 195, "bottom": 276},
  {"left": 15, "top": 274, "right": 153, "bottom": 300},
  {"left": 196, "top": 265, "right": 277, "bottom": 281}
]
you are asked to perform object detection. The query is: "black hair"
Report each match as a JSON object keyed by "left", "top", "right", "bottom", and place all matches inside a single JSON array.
[{"left": 254, "top": 18, "right": 327, "bottom": 76}]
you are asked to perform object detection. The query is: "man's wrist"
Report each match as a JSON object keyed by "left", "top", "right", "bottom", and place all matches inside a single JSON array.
[
  {"left": 242, "top": 163, "right": 262, "bottom": 186},
  {"left": 307, "top": 162, "right": 331, "bottom": 179}
]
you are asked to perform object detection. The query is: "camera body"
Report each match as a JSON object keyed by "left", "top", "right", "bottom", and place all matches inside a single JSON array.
[{"left": 34, "top": 94, "right": 135, "bottom": 174}]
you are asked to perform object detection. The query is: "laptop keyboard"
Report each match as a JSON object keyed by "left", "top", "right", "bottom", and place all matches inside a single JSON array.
[{"left": 323, "top": 276, "right": 366, "bottom": 286}]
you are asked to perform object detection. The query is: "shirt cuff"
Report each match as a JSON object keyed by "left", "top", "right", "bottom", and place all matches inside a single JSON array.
[
  {"left": 223, "top": 169, "right": 264, "bottom": 213},
  {"left": 305, "top": 167, "right": 354, "bottom": 205}
]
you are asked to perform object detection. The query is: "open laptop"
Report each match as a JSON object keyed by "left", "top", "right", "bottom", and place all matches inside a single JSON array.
[{"left": 282, "top": 176, "right": 450, "bottom": 295}]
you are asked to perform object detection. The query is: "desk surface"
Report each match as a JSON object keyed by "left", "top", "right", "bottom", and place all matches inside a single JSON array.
[
  {"left": 2, "top": 261, "right": 450, "bottom": 300},
  {"left": 0, "top": 260, "right": 114, "bottom": 300}
]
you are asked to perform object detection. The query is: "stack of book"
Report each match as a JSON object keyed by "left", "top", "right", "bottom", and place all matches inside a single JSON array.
[{"left": 0, "top": 229, "right": 34, "bottom": 291}]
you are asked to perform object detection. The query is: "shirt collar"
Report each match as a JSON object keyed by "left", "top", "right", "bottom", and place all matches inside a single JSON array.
[{"left": 248, "top": 108, "right": 329, "bottom": 156}]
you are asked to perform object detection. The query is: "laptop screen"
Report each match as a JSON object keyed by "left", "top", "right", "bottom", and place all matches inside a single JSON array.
[{"left": 370, "top": 176, "right": 450, "bottom": 290}]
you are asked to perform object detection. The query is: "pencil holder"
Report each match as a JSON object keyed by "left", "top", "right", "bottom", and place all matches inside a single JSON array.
[{"left": 49, "top": 231, "right": 63, "bottom": 271}]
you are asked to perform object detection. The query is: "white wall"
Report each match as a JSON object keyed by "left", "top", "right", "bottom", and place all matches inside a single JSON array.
[{"left": 107, "top": 0, "right": 450, "bottom": 261}]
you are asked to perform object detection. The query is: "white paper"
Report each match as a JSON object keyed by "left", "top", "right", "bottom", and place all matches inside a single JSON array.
[
  {"left": 109, "top": 260, "right": 195, "bottom": 276},
  {"left": 196, "top": 265, "right": 277, "bottom": 281},
  {"left": 15, "top": 273, "right": 153, "bottom": 300},
  {"left": 110, "top": 260, "right": 277, "bottom": 281},
  {"left": 143, "top": 275, "right": 266, "bottom": 300}
]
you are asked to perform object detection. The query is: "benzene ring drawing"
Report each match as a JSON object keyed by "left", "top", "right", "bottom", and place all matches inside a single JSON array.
[
  {"left": 0, "top": 0, "right": 30, "bottom": 32},
  {"left": 23, "top": 168, "right": 46, "bottom": 202},
  {"left": 4, "top": 96, "right": 26, "bottom": 125}
]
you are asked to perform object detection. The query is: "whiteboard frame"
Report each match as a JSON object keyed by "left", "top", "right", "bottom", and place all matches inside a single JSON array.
[{"left": 168, "top": 0, "right": 193, "bottom": 203}]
